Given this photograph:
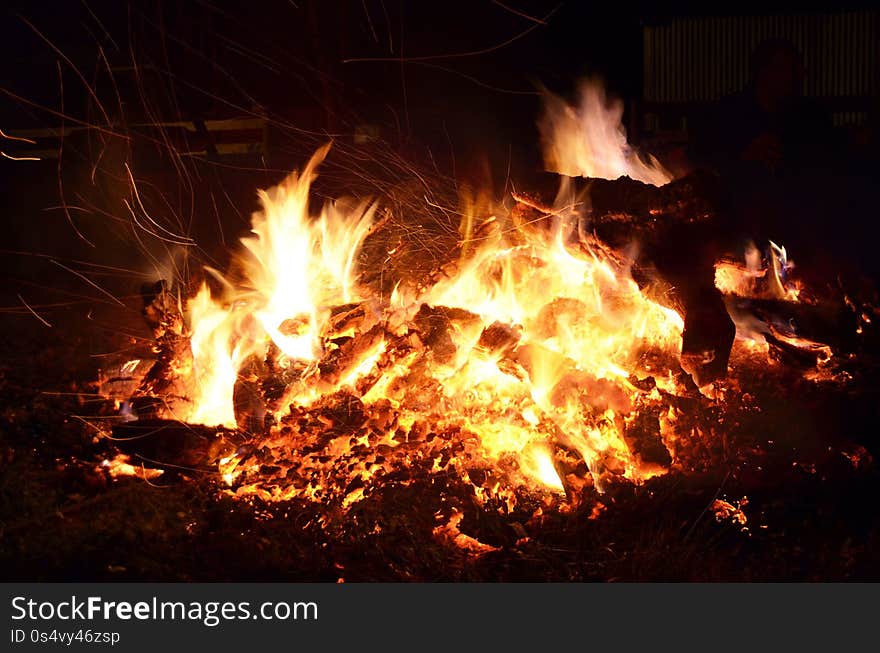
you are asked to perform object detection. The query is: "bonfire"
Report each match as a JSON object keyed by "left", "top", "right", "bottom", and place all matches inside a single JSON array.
[{"left": 98, "top": 82, "right": 870, "bottom": 541}]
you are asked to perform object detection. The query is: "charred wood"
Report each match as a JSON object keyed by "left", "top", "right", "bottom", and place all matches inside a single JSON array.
[
  {"left": 111, "top": 419, "right": 241, "bottom": 472},
  {"left": 511, "top": 171, "right": 736, "bottom": 386}
]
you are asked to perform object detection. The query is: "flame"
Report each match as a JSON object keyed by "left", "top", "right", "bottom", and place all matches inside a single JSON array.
[
  {"left": 99, "top": 454, "right": 164, "bottom": 480},
  {"left": 162, "top": 144, "right": 691, "bottom": 500},
  {"left": 538, "top": 79, "right": 673, "bottom": 186},
  {"left": 520, "top": 444, "right": 565, "bottom": 493},
  {"left": 412, "top": 195, "right": 682, "bottom": 486},
  {"left": 187, "top": 284, "right": 247, "bottom": 428},
  {"left": 714, "top": 240, "right": 801, "bottom": 302},
  {"left": 433, "top": 509, "right": 501, "bottom": 555},
  {"left": 179, "top": 145, "right": 376, "bottom": 427},
  {"left": 127, "top": 82, "right": 838, "bottom": 507},
  {"left": 240, "top": 143, "right": 376, "bottom": 360}
]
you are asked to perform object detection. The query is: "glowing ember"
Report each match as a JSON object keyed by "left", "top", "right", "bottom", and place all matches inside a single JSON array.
[
  {"left": 712, "top": 497, "right": 749, "bottom": 531},
  {"left": 433, "top": 509, "right": 501, "bottom": 555},
  {"left": 142, "top": 147, "right": 695, "bottom": 502},
  {"left": 99, "top": 454, "right": 164, "bottom": 480}
]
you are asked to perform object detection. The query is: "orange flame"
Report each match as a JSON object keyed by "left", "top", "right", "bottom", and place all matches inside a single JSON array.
[
  {"left": 130, "top": 83, "right": 835, "bottom": 505},
  {"left": 538, "top": 79, "right": 673, "bottom": 186},
  {"left": 165, "top": 144, "right": 689, "bottom": 496}
]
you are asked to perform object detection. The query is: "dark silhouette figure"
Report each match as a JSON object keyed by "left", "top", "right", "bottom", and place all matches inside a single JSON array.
[
  {"left": 689, "top": 38, "right": 841, "bottom": 250},
  {"left": 651, "top": 39, "right": 846, "bottom": 386}
]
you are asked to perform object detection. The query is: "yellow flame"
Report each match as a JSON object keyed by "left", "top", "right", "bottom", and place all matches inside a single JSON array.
[
  {"left": 187, "top": 284, "right": 246, "bottom": 428},
  {"left": 181, "top": 145, "right": 375, "bottom": 426},
  {"left": 714, "top": 240, "right": 800, "bottom": 302},
  {"left": 539, "top": 79, "right": 673, "bottom": 186},
  {"left": 172, "top": 140, "right": 686, "bottom": 494},
  {"left": 241, "top": 143, "right": 376, "bottom": 360},
  {"left": 520, "top": 444, "right": 565, "bottom": 492}
]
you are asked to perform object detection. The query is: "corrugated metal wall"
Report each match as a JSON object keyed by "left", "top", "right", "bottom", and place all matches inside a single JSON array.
[{"left": 643, "top": 11, "right": 879, "bottom": 126}]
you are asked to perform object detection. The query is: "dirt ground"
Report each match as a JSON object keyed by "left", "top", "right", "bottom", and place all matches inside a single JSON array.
[{"left": 2, "top": 300, "right": 879, "bottom": 582}]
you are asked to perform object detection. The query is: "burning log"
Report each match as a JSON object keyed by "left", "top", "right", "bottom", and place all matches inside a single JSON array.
[
  {"left": 764, "top": 331, "right": 832, "bottom": 368},
  {"left": 547, "top": 444, "right": 594, "bottom": 502},
  {"left": 476, "top": 322, "right": 522, "bottom": 357},
  {"left": 726, "top": 295, "right": 858, "bottom": 352},
  {"left": 412, "top": 304, "right": 482, "bottom": 363},
  {"left": 517, "top": 169, "right": 721, "bottom": 243},
  {"left": 623, "top": 407, "right": 672, "bottom": 468},
  {"left": 679, "top": 287, "right": 737, "bottom": 387},
  {"left": 233, "top": 354, "right": 270, "bottom": 435},
  {"left": 588, "top": 170, "right": 722, "bottom": 232},
  {"left": 134, "top": 280, "right": 189, "bottom": 411},
  {"left": 322, "top": 302, "right": 368, "bottom": 339},
  {"left": 512, "top": 170, "right": 737, "bottom": 386},
  {"left": 317, "top": 323, "right": 386, "bottom": 388},
  {"left": 260, "top": 344, "right": 309, "bottom": 409},
  {"left": 111, "top": 419, "right": 241, "bottom": 473}
]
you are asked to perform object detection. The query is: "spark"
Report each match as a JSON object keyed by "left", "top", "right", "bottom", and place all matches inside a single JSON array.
[
  {"left": 343, "top": 4, "right": 561, "bottom": 62},
  {"left": 1, "top": 151, "right": 40, "bottom": 161},
  {"left": 492, "top": 1, "right": 548, "bottom": 25},
  {"left": 0, "top": 129, "right": 37, "bottom": 144},
  {"left": 50, "top": 260, "right": 126, "bottom": 307},
  {"left": 17, "top": 294, "right": 53, "bottom": 327}
]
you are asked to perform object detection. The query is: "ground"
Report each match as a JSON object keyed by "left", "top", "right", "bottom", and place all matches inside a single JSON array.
[{"left": 2, "top": 304, "right": 879, "bottom": 582}]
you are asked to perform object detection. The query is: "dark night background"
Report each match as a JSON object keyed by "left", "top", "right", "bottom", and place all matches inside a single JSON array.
[
  {"left": 1, "top": 2, "right": 880, "bottom": 580},
  {"left": 3, "top": 1, "right": 878, "bottom": 271},
  {"left": 0, "top": 0, "right": 658, "bottom": 307},
  {"left": 2, "top": 2, "right": 878, "bottom": 296}
]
